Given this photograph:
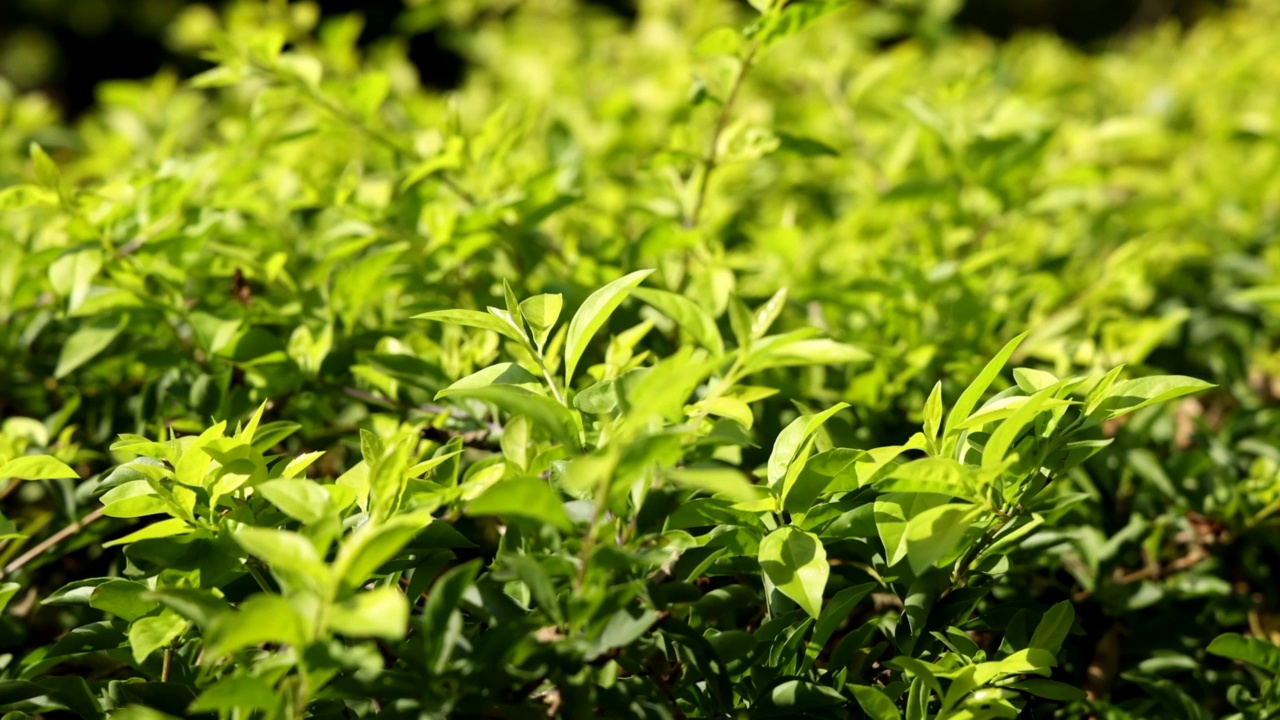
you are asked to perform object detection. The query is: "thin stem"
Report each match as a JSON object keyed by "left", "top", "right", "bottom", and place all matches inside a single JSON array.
[
  {"left": 533, "top": 351, "right": 567, "bottom": 406},
  {"left": 162, "top": 644, "right": 174, "bottom": 682},
  {"left": 684, "top": 356, "right": 746, "bottom": 437},
  {"left": 2, "top": 507, "right": 104, "bottom": 577},
  {"left": 646, "top": 656, "right": 688, "bottom": 720},
  {"left": 686, "top": 44, "right": 759, "bottom": 230},
  {"left": 246, "top": 563, "right": 274, "bottom": 594}
]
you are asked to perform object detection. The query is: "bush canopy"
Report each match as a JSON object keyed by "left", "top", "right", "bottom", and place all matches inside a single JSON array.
[{"left": 0, "top": 1, "right": 1278, "bottom": 718}]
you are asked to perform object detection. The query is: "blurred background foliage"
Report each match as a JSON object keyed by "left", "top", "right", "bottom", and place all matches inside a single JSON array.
[{"left": 0, "top": 0, "right": 1229, "bottom": 118}]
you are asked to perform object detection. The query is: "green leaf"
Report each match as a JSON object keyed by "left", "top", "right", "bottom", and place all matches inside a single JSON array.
[
  {"left": 954, "top": 395, "right": 1072, "bottom": 431},
  {"left": 206, "top": 594, "right": 306, "bottom": 656},
  {"left": 0, "top": 582, "right": 21, "bottom": 614},
  {"left": 694, "top": 26, "right": 743, "bottom": 57},
  {"left": 943, "top": 332, "right": 1028, "bottom": 451},
  {"left": 663, "top": 466, "right": 761, "bottom": 504},
  {"left": 0, "top": 183, "right": 57, "bottom": 209},
  {"left": 973, "top": 648, "right": 1058, "bottom": 684},
  {"left": 728, "top": 294, "right": 753, "bottom": 352},
  {"left": 827, "top": 436, "right": 929, "bottom": 492},
  {"left": 359, "top": 428, "right": 384, "bottom": 465},
  {"left": 0, "top": 455, "right": 77, "bottom": 480},
  {"left": 438, "top": 362, "right": 541, "bottom": 393},
  {"left": 573, "top": 379, "right": 619, "bottom": 414},
  {"left": 873, "top": 492, "right": 950, "bottom": 568},
  {"left": 1008, "top": 679, "right": 1087, "bottom": 702},
  {"left": 249, "top": 421, "right": 300, "bottom": 451},
  {"left": 281, "top": 451, "right": 325, "bottom": 479},
  {"left": 748, "top": 0, "right": 852, "bottom": 50},
  {"left": 768, "top": 403, "right": 850, "bottom": 491},
  {"left": 414, "top": 309, "right": 526, "bottom": 343},
  {"left": 189, "top": 676, "right": 281, "bottom": 714},
  {"left": 755, "top": 680, "right": 847, "bottom": 716},
  {"left": 102, "top": 518, "right": 193, "bottom": 548},
  {"left": 55, "top": 314, "right": 127, "bottom": 378},
  {"left": 406, "top": 449, "right": 464, "bottom": 480},
  {"left": 752, "top": 287, "right": 788, "bottom": 338},
  {"left": 332, "top": 510, "right": 433, "bottom": 591},
  {"left": 904, "top": 503, "right": 983, "bottom": 575},
  {"left": 49, "top": 247, "right": 103, "bottom": 312},
  {"left": 923, "top": 380, "right": 943, "bottom": 447},
  {"left": 758, "top": 526, "right": 828, "bottom": 618},
  {"left": 803, "top": 582, "right": 875, "bottom": 672},
  {"left": 436, "top": 384, "right": 581, "bottom": 452},
  {"left": 697, "top": 396, "right": 754, "bottom": 428},
  {"left": 585, "top": 606, "right": 659, "bottom": 660},
  {"left": 466, "top": 477, "right": 573, "bottom": 532},
  {"left": 906, "top": 677, "right": 928, "bottom": 720},
  {"left": 875, "top": 457, "right": 985, "bottom": 504},
  {"left": 255, "top": 479, "right": 331, "bottom": 525},
  {"left": 421, "top": 560, "right": 481, "bottom": 673},
  {"left": 633, "top": 287, "right": 725, "bottom": 355},
  {"left": 89, "top": 580, "right": 159, "bottom": 622},
  {"left": 500, "top": 415, "right": 531, "bottom": 471},
  {"left": 502, "top": 279, "right": 524, "bottom": 327},
  {"left": 783, "top": 448, "right": 863, "bottom": 517},
  {"left": 487, "top": 306, "right": 528, "bottom": 344},
  {"left": 744, "top": 338, "right": 870, "bottom": 373},
  {"left": 1083, "top": 364, "right": 1128, "bottom": 415},
  {"left": 0, "top": 677, "right": 103, "bottom": 719},
  {"left": 519, "top": 293, "right": 563, "bottom": 349},
  {"left": 128, "top": 613, "right": 188, "bottom": 664},
  {"left": 29, "top": 142, "right": 60, "bottom": 190},
  {"left": 1013, "top": 368, "right": 1059, "bottom": 393},
  {"left": 1207, "top": 633, "right": 1280, "bottom": 675},
  {"left": 981, "top": 384, "right": 1063, "bottom": 470},
  {"left": 1091, "top": 375, "right": 1216, "bottom": 422},
  {"left": 619, "top": 347, "right": 719, "bottom": 426},
  {"left": 941, "top": 665, "right": 979, "bottom": 713},
  {"left": 564, "top": 269, "right": 654, "bottom": 385},
  {"left": 147, "top": 588, "right": 234, "bottom": 629},
  {"left": 886, "top": 656, "right": 944, "bottom": 696},
  {"left": 501, "top": 553, "right": 564, "bottom": 625},
  {"left": 851, "top": 685, "right": 902, "bottom": 720},
  {"left": 230, "top": 525, "right": 329, "bottom": 593},
  {"left": 111, "top": 436, "right": 174, "bottom": 462},
  {"left": 326, "top": 587, "right": 410, "bottom": 640},
  {"left": 775, "top": 132, "right": 840, "bottom": 157},
  {"left": 1029, "top": 600, "right": 1074, "bottom": 655}
]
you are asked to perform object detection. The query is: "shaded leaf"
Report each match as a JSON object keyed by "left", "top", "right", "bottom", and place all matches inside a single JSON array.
[
  {"left": 466, "top": 477, "right": 573, "bottom": 532},
  {"left": 1207, "top": 633, "right": 1280, "bottom": 675}
]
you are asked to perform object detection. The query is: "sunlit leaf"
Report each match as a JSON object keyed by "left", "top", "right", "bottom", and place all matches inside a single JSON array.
[
  {"left": 564, "top": 269, "right": 653, "bottom": 385},
  {"left": 758, "top": 526, "right": 828, "bottom": 618}
]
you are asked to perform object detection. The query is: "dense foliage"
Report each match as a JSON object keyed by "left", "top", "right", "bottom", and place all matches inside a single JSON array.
[{"left": 0, "top": 0, "right": 1278, "bottom": 717}]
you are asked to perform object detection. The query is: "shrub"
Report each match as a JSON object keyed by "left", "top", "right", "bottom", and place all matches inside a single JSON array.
[{"left": 0, "top": 0, "right": 1277, "bottom": 718}]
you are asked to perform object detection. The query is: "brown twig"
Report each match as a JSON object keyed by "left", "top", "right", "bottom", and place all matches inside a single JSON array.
[
  {"left": 0, "top": 478, "right": 20, "bottom": 502},
  {"left": 2, "top": 507, "right": 105, "bottom": 576},
  {"left": 162, "top": 644, "right": 174, "bottom": 683},
  {"left": 646, "top": 655, "right": 687, "bottom": 720},
  {"left": 1085, "top": 622, "right": 1122, "bottom": 701}
]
